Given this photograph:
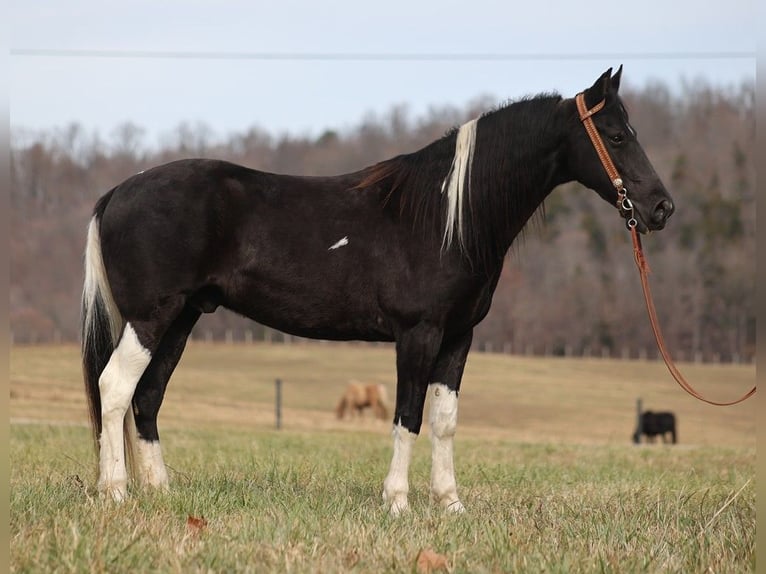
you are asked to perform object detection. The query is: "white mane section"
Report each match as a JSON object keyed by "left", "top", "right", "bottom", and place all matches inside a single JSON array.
[{"left": 441, "top": 117, "right": 478, "bottom": 251}]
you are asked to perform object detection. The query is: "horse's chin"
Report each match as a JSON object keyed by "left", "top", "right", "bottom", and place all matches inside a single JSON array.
[{"left": 627, "top": 214, "right": 652, "bottom": 234}]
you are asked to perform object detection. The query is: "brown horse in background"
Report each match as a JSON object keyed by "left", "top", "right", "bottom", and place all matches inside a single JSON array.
[{"left": 336, "top": 382, "right": 389, "bottom": 421}]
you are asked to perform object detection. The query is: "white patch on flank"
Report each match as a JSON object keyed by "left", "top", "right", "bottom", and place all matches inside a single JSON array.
[
  {"left": 441, "top": 117, "right": 478, "bottom": 252},
  {"left": 97, "top": 322, "right": 152, "bottom": 501},
  {"left": 382, "top": 423, "right": 417, "bottom": 515},
  {"left": 428, "top": 383, "right": 464, "bottom": 512},
  {"left": 328, "top": 236, "right": 349, "bottom": 250}
]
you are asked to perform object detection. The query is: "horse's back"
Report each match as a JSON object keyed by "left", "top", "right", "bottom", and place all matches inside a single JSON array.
[{"left": 94, "top": 159, "right": 397, "bottom": 338}]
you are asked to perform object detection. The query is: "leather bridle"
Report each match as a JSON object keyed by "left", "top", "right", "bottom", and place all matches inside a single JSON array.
[{"left": 575, "top": 92, "right": 756, "bottom": 407}]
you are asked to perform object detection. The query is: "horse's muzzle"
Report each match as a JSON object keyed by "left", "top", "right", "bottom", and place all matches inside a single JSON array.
[{"left": 650, "top": 199, "right": 674, "bottom": 229}]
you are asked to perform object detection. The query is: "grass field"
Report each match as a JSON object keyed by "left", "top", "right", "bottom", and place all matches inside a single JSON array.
[{"left": 10, "top": 343, "right": 756, "bottom": 572}]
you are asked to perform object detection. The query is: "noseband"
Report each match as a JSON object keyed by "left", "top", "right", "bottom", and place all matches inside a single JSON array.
[{"left": 574, "top": 92, "right": 756, "bottom": 407}]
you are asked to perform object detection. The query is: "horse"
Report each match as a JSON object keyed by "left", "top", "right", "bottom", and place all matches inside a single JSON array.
[
  {"left": 336, "top": 382, "right": 389, "bottom": 420},
  {"left": 81, "top": 66, "right": 674, "bottom": 513},
  {"left": 633, "top": 411, "right": 677, "bottom": 444}
]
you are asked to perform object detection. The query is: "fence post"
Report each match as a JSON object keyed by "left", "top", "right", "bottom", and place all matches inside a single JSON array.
[
  {"left": 635, "top": 398, "right": 643, "bottom": 444},
  {"left": 275, "top": 378, "right": 282, "bottom": 430}
]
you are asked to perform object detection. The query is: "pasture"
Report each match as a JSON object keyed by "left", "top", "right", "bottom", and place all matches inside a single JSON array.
[{"left": 10, "top": 343, "right": 756, "bottom": 572}]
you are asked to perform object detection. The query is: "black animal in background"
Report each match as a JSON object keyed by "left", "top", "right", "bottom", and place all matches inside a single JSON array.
[{"left": 633, "top": 411, "right": 677, "bottom": 444}]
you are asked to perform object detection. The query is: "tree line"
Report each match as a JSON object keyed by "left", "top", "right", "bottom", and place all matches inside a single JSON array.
[{"left": 10, "top": 80, "right": 755, "bottom": 361}]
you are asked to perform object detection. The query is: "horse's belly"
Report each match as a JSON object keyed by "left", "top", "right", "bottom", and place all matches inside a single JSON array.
[{"left": 222, "top": 275, "right": 393, "bottom": 342}]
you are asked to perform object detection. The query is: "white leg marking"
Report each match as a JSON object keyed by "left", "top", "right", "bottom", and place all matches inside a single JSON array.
[
  {"left": 328, "top": 236, "right": 349, "bottom": 250},
  {"left": 135, "top": 438, "right": 169, "bottom": 489},
  {"left": 382, "top": 423, "right": 417, "bottom": 515},
  {"left": 429, "top": 383, "right": 464, "bottom": 512},
  {"left": 98, "top": 323, "right": 152, "bottom": 501},
  {"left": 125, "top": 395, "right": 169, "bottom": 489}
]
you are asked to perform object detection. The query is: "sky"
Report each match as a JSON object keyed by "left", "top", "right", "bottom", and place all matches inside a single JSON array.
[{"left": 10, "top": 0, "right": 756, "bottom": 147}]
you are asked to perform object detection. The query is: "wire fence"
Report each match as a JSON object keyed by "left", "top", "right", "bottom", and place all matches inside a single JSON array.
[{"left": 8, "top": 327, "right": 752, "bottom": 365}]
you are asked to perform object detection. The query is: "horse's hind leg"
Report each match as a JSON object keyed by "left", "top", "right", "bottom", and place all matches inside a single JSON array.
[
  {"left": 132, "top": 305, "right": 201, "bottom": 489},
  {"left": 98, "top": 299, "right": 187, "bottom": 501},
  {"left": 97, "top": 322, "right": 153, "bottom": 501},
  {"left": 428, "top": 330, "right": 473, "bottom": 513}
]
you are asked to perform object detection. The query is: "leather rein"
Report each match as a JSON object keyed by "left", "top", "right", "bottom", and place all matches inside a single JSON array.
[{"left": 575, "top": 93, "right": 756, "bottom": 407}]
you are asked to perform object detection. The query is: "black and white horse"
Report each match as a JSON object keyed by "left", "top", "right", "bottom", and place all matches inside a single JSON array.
[{"left": 82, "top": 67, "right": 674, "bottom": 513}]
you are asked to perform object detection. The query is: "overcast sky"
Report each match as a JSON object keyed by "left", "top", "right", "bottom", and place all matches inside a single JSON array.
[{"left": 10, "top": 0, "right": 755, "bottom": 146}]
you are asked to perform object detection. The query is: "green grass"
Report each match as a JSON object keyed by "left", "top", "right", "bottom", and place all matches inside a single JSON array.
[
  {"left": 10, "top": 343, "right": 756, "bottom": 572},
  {"left": 11, "top": 424, "right": 754, "bottom": 573}
]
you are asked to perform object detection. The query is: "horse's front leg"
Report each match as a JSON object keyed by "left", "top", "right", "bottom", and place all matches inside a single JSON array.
[
  {"left": 428, "top": 330, "right": 473, "bottom": 513},
  {"left": 383, "top": 322, "right": 443, "bottom": 515}
]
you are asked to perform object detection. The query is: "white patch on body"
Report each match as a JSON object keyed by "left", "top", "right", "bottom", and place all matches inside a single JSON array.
[
  {"left": 328, "top": 236, "right": 349, "bottom": 250},
  {"left": 97, "top": 322, "right": 152, "bottom": 501},
  {"left": 428, "top": 383, "right": 464, "bottom": 512},
  {"left": 441, "top": 118, "right": 478, "bottom": 252},
  {"left": 382, "top": 422, "right": 417, "bottom": 515}
]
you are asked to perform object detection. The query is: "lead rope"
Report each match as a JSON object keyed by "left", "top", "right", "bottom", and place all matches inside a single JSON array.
[
  {"left": 576, "top": 93, "right": 756, "bottom": 406},
  {"left": 630, "top": 227, "right": 755, "bottom": 406}
]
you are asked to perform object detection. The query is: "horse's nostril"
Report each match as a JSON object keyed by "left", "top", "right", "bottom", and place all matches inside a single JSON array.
[{"left": 652, "top": 199, "right": 674, "bottom": 223}]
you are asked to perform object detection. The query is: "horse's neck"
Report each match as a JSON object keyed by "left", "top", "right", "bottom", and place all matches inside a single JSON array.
[{"left": 472, "top": 106, "right": 567, "bottom": 257}]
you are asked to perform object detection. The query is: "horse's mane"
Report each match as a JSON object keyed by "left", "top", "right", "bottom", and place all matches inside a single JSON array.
[{"left": 355, "top": 93, "right": 564, "bottom": 270}]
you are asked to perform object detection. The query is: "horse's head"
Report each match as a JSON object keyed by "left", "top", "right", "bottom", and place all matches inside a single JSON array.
[{"left": 564, "top": 66, "right": 674, "bottom": 233}]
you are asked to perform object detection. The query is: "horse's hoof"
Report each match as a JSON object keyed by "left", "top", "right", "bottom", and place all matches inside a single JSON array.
[
  {"left": 98, "top": 482, "right": 128, "bottom": 502},
  {"left": 388, "top": 498, "right": 409, "bottom": 516},
  {"left": 444, "top": 499, "right": 465, "bottom": 513},
  {"left": 383, "top": 489, "right": 409, "bottom": 515}
]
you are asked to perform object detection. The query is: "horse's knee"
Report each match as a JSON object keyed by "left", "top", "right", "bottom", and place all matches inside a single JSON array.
[{"left": 429, "top": 383, "right": 458, "bottom": 438}]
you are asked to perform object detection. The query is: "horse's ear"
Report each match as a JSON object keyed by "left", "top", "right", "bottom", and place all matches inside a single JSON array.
[
  {"left": 583, "top": 67, "right": 612, "bottom": 108},
  {"left": 610, "top": 64, "right": 623, "bottom": 94}
]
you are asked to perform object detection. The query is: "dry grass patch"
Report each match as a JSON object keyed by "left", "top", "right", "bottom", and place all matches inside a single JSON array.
[{"left": 11, "top": 343, "right": 755, "bottom": 446}]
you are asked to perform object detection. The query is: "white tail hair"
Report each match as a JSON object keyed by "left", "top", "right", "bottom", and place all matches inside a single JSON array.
[
  {"left": 82, "top": 217, "right": 123, "bottom": 346},
  {"left": 441, "top": 118, "right": 478, "bottom": 251}
]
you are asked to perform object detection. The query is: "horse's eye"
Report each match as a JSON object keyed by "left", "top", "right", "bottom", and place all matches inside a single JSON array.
[{"left": 609, "top": 133, "right": 625, "bottom": 145}]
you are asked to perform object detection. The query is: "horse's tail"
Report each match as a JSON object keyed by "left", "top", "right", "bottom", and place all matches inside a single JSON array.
[{"left": 81, "top": 189, "right": 133, "bottom": 465}]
